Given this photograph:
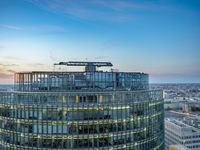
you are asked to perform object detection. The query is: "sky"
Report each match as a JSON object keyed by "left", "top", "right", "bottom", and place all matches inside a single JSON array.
[{"left": 0, "top": 0, "right": 200, "bottom": 84}]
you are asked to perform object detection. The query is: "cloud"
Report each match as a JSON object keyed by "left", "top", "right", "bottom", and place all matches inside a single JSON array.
[
  {"left": 0, "top": 24, "right": 69, "bottom": 32},
  {"left": 0, "top": 64, "right": 19, "bottom": 67},
  {"left": 0, "top": 64, "right": 19, "bottom": 79},
  {"left": 0, "top": 67, "right": 16, "bottom": 84},
  {"left": 92, "top": 0, "right": 153, "bottom": 11},
  {"left": 0, "top": 24, "right": 22, "bottom": 30},
  {"left": 6, "top": 69, "right": 16, "bottom": 73},
  {"left": 24, "top": 0, "right": 164, "bottom": 21},
  {"left": 27, "top": 24, "right": 69, "bottom": 33},
  {"left": 3, "top": 56, "right": 23, "bottom": 61},
  {"left": 28, "top": 63, "right": 45, "bottom": 66}
]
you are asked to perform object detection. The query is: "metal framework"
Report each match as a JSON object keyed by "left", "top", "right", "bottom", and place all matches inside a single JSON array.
[
  {"left": 54, "top": 61, "right": 113, "bottom": 67},
  {"left": 54, "top": 61, "right": 113, "bottom": 72}
]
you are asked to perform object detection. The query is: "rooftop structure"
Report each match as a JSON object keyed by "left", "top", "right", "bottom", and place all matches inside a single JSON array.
[
  {"left": 183, "top": 115, "right": 200, "bottom": 129},
  {"left": 165, "top": 119, "right": 200, "bottom": 150},
  {"left": 0, "top": 61, "right": 164, "bottom": 149},
  {"left": 54, "top": 61, "right": 113, "bottom": 72}
]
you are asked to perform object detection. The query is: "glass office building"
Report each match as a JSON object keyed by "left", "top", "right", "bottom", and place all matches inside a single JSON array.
[{"left": 0, "top": 61, "right": 164, "bottom": 149}]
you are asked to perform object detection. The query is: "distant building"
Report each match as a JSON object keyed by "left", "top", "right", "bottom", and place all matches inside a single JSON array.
[
  {"left": 165, "top": 119, "right": 200, "bottom": 150},
  {"left": 0, "top": 61, "right": 164, "bottom": 149},
  {"left": 164, "top": 99, "right": 182, "bottom": 110},
  {"left": 183, "top": 116, "right": 200, "bottom": 129},
  {"left": 182, "top": 100, "right": 200, "bottom": 113}
]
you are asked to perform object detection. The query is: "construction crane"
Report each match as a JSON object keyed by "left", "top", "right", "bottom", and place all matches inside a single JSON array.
[{"left": 54, "top": 61, "right": 113, "bottom": 72}]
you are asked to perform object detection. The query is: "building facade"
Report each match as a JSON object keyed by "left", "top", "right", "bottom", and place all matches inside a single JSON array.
[
  {"left": 0, "top": 61, "right": 164, "bottom": 149},
  {"left": 165, "top": 119, "right": 200, "bottom": 150}
]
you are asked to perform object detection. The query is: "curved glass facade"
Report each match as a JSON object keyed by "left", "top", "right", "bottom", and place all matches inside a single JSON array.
[
  {"left": 14, "top": 72, "right": 149, "bottom": 91},
  {"left": 0, "top": 71, "right": 164, "bottom": 150}
]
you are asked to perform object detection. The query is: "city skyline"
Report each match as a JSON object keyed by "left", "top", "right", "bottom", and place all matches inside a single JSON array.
[{"left": 0, "top": 0, "right": 200, "bottom": 84}]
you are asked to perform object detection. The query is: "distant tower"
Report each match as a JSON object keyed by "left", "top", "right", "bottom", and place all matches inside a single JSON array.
[{"left": 0, "top": 61, "right": 164, "bottom": 149}]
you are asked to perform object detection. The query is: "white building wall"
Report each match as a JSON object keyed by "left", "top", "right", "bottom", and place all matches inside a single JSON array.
[{"left": 165, "top": 119, "right": 200, "bottom": 150}]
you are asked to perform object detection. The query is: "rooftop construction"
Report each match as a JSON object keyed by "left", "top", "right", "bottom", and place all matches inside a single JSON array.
[{"left": 54, "top": 61, "right": 113, "bottom": 72}]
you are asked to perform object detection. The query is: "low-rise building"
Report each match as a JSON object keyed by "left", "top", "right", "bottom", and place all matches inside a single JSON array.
[{"left": 165, "top": 119, "right": 200, "bottom": 150}]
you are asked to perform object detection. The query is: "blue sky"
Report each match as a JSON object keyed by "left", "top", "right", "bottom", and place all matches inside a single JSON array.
[{"left": 0, "top": 0, "right": 199, "bottom": 83}]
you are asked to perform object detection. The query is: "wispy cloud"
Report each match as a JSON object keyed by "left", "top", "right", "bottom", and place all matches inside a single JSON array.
[
  {"left": 6, "top": 69, "right": 16, "bottom": 73},
  {"left": 0, "top": 64, "right": 19, "bottom": 79},
  {"left": 0, "top": 24, "right": 22, "bottom": 30},
  {"left": 27, "top": 24, "right": 69, "bottom": 33},
  {"left": 24, "top": 0, "right": 165, "bottom": 21},
  {"left": 0, "top": 63, "right": 19, "bottom": 67},
  {"left": 28, "top": 63, "right": 45, "bottom": 66},
  {"left": 3, "top": 56, "right": 24, "bottom": 61},
  {"left": 0, "top": 24, "right": 69, "bottom": 32},
  {"left": 92, "top": 0, "right": 154, "bottom": 11}
]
